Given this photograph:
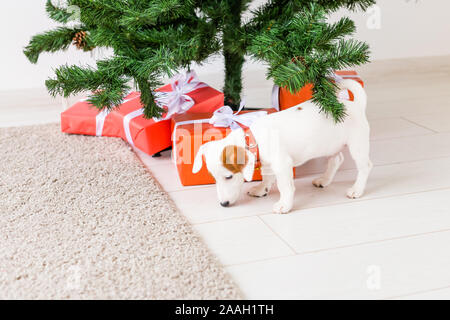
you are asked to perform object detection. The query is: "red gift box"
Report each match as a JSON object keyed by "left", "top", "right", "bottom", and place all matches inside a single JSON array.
[
  {"left": 171, "top": 108, "right": 283, "bottom": 186},
  {"left": 61, "top": 72, "right": 224, "bottom": 156},
  {"left": 272, "top": 70, "right": 364, "bottom": 111}
]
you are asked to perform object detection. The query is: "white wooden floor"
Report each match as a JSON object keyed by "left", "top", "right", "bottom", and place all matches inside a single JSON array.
[{"left": 2, "top": 56, "right": 450, "bottom": 300}]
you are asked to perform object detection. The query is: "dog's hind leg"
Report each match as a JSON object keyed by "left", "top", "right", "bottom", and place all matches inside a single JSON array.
[
  {"left": 347, "top": 135, "right": 373, "bottom": 199},
  {"left": 313, "top": 152, "right": 344, "bottom": 188}
]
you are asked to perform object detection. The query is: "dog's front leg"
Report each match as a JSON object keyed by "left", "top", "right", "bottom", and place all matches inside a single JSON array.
[
  {"left": 248, "top": 167, "right": 275, "bottom": 198},
  {"left": 273, "top": 167, "right": 295, "bottom": 214}
]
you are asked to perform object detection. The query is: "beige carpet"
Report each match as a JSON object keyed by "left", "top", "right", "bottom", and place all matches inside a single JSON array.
[{"left": 0, "top": 124, "right": 242, "bottom": 299}]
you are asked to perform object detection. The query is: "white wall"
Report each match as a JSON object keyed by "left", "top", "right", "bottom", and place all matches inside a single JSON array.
[
  {"left": 2, "top": 0, "right": 450, "bottom": 91},
  {"left": 330, "top": 0, "right": 450, "bottom": 60}
]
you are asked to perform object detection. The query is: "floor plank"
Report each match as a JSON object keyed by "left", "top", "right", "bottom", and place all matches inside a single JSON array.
[
  {"left": 193, "top": 217, "right": 295, "bottom": 266},
  {"left": 393, "top": 287, "right": 450, "bottom": 300},
  {"left": 260, "top": 189, "right": 450, "bottom": 254},
  {"left": 226, "top": 231, "right": 450, "bottom": 299},
  {"left": 404, "top": 110, "right": 450, "bottom": 133}
]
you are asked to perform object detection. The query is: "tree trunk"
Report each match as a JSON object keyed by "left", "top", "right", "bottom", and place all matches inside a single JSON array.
[
  {"left": 223, "top": 48, "right": 244, "bottom": 110},
  {"left": 222, "top": 1, "right": 245, "bottom": 111}
]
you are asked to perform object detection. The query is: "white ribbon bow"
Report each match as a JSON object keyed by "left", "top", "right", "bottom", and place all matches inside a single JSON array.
[
  {"left": 209, "top": 102, "right": 268, "bottom": 130},
  {"left": 154, "top": 71, "right": 207, "bottom": 120},
  {"left": 171, "top": 103, "right": 268, "bottom": 164}
]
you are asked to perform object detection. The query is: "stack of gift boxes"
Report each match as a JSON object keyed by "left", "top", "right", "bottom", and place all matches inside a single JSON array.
[{"left": 61, "top": 71, "right": 363, "bottom": 186}]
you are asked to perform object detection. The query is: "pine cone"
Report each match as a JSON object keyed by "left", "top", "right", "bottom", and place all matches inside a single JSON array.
[
  {"left": 73, "top": 31, "right": 87, "bottom": 50},
  {"left": 291, "top": 56, "right": 306, "bottom": 65}
]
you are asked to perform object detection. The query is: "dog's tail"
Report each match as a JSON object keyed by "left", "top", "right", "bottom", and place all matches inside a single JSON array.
[{"left": 338, "top": 79, "right": 367, "bottom": 110}]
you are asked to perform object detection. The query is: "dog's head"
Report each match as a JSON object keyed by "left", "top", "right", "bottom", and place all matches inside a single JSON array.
[{"left": 192, "top": 129, "right": 255, "bottom": 207}]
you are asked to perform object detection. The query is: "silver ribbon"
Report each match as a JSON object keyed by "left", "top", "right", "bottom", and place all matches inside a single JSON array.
[
  {"left": 95, "top": 109, "right": 110, "bottom": 137},
  {"left": 123, "top": 108, "right": 144, "bottom": 147},
  {"left": 209, "top": 102, "right": 268, "bottom": 131},
  {"left": 94, "top": 93, "right": 144, "bottom": 145},
  {"left": 154, "top": 71, "right": 208, "bottom": 120}
]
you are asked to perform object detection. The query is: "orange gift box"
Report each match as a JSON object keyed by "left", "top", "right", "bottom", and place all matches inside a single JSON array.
[
  {"left": 171, "top": 108, "right": 285, "bottom": 186},
  {"left": 61, "top": 76, "right": 224, "bottom": 156},
  {"left": 272, "top": 70, "right": 364, "bottom": 111}
]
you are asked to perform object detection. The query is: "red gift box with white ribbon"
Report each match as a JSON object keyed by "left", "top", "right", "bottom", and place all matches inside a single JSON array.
[{"left": 60, "top": 72, "right": 224, "bottom": 156}]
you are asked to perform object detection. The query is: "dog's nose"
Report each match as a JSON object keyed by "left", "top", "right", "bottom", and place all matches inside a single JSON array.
[{"left": 220, "top": 201, "right": 230, "bottom": 207}]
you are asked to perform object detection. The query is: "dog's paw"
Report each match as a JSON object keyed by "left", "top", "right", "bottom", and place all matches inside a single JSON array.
[
  {"left": 347, "top": 187, "right": 363, "bottom": 199},
  {"left": 248, "top": 185, "right": 269, "bottom": 198},
  {"left": 312, "top": 177, "right": 329, "bottom": 188},
  {"left": 273, "top": 201, "right": 292, "bottom": 214}
]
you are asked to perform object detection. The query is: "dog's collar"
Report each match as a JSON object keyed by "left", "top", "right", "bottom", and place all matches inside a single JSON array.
[
  {"left": 244, "top": 129, "right": 260, "bottom": 170},
  {"left": 245, "top": 131, "right": 258, "bottom": 150}
]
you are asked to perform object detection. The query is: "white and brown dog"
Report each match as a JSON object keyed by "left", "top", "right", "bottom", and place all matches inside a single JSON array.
[{"left": 192, "top": 79, "right": 372, "bottom": 214}]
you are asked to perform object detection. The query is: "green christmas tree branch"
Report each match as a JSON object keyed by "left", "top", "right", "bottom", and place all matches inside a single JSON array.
[
  {"left": 25, "top": 0, "right": 376, "bottom": 122},
  {"left": 312, "top": 77, "right": 346, "bottom": 122},
  {"left": 45, "top": 64, "right": 130, "bottom": 100},
  {"left": 24, "top": 27, "right": 83, "bottom": 63},
  {"left": 248, "top": 3, "right": 370, "bottom": 121},
  {"left": 46, "top": 0, "right": 73, "bottom": 23},
  {"left": 119, "top": 0, "right": 197, "bottom": 30}
]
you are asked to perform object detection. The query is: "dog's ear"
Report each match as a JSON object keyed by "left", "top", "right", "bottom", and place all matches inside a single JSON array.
[
  {"left": 243, "top": 149, "right": 255, "bottom": 182},
  {"left": 221, "top": 145, "right": 255, "bottom": 182},
  {"left": 192, "top": 143, "right": 208, "bottom": 174}
]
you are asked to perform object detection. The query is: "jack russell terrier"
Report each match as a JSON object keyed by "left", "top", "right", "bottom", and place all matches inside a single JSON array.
[{"left": 192, "top": 79, "right": 372, "bottom": 214}]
